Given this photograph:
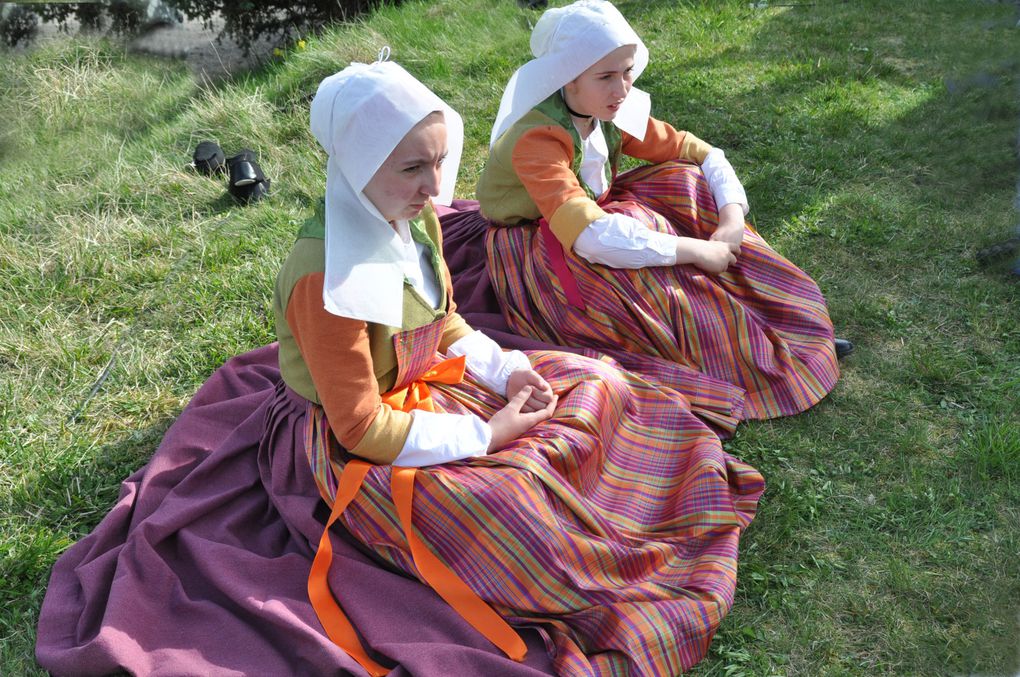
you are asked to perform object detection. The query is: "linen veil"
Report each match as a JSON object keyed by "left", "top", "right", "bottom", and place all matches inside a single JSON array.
[
  {"left": 489, "top": 0, "right": 651, "bottom": 147},
  {"left": 309, "top": 58, "right": 464, "bottom": 326}
]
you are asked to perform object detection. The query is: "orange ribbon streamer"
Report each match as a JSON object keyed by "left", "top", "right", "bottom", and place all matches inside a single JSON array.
[
  {"left": 308, "top": 355, "right": 526, "bottom": 674},
  {"left": 307, "top": 460, "right": 387, "bottom": 676},
  {"left": 391, "top": 466, "right": 527, "bottom": 662}
]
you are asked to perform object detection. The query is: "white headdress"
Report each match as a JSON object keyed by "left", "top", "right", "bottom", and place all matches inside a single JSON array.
[
  {"left": 308, "top": 55, "right": 463, "bottom": 326},
  {"left": 489, "top": 0, "right": 651, "bottom": 147}
]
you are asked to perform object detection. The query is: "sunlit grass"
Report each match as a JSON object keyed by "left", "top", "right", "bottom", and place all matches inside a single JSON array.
[{"left": 1, "top": 0, "right": 1018, "bottom": 674}]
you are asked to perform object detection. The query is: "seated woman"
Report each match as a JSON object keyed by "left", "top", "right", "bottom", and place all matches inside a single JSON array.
[
  {"left": 475, "top": 0, "right": 846, "bottom": 420},
  {"left": 35, "top": 58, "right": 764, "bottom": 676}
]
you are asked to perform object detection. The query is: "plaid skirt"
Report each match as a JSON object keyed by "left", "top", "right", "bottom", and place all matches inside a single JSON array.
[
  {"left": 486, "top": 161, "right": 839, "bottom": 419},
  {"left": 309, "top": 349, "right": 764, "bottom": 675}
]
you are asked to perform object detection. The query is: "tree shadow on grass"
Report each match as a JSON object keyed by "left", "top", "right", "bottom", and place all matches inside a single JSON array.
[{"left": 3, "top": 417, "right": 174, "bottom": 618}]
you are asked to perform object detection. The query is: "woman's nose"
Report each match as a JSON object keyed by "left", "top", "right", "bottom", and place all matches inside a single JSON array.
[
  {"left": 614, "top": 78, "right": 630, "bottom": 100},
  {"left": 422, "top": 166, "right": 442, "bottom": 196}
]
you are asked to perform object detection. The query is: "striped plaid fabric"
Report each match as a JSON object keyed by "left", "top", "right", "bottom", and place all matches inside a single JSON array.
[
  {"left": 305, "top": 403, "right": 338, "bottom": 504},
  {"left": 390, "top": 316, "right": 449, "bottom": 392},
  {"left": 576, "top": 346, "right": 747, "bottom": 436},
  {"left": 486, "top": 160, "right": 839, "bottom": 419},
  {"left": 308, "top": 345, "right": 764, "bottom": 675}
]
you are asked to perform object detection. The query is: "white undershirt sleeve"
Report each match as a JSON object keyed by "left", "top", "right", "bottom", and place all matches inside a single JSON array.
[
  {"left": 572, "top": 212, "right": 680, "bottom": 269},
  {"left": 700, "top": 148, "right": 749, "bottom": 215},
  {"left": 446, "top": 330, "right": 531, "bottom": 397},
  {"left": 393, "top": 410, "right": 491, "bottom": 467}
]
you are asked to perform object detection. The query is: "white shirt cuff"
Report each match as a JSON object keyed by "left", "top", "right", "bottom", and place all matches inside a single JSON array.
[
  {"left": 446, "top": 330, "right": 530, "bottom": 397},
  {"left": 572, "top": 213, "right": 679, "bottom": 269},
  {"left": 393, "top": 409, "right": 491, "bottom": 467},
  {"left": 701, "top": 147, "right": 749, "bottom": 215}
]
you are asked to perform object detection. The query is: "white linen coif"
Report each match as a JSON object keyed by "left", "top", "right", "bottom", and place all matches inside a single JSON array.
[
  {"left": 490, "top": 0, "right": 651, "bottom": 147},
  {"left": 309, "top": 58, "right": 463, "bottom": 327},
  {"left": 395, "top": 219, "right": 443, "bottom": 310}
]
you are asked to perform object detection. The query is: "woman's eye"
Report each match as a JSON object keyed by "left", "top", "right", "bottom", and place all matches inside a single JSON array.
[{"left": 403, "top": 165, "right": 420, "bottom": 174}]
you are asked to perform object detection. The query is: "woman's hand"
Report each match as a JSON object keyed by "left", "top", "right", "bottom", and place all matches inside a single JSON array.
[
  {"left": 487, "top": 386, "right": 557, "bottom": 453},
  {"left": 710, "top": 203, "right": 745, "bottom": 253},
  {"left": 675, "top": 237, "right": 738, "bottom": 274},
  {"left": 506, "top": 368, "right": 555, "bottom": 413}
]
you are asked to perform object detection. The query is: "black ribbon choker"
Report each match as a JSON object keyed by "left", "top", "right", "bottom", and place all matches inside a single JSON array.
[{"left": 562, "top": 97, "right": 593, "bottom": 120}]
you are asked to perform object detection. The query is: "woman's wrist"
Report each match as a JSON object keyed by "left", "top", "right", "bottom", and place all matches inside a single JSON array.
[{"left": 673, "top": 237, "right": 704, "bottom": 265}]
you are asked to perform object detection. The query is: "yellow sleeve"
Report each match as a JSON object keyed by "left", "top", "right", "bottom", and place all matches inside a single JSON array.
[{"left": 439, "top": 312, "right": 474, "bottom": 353}]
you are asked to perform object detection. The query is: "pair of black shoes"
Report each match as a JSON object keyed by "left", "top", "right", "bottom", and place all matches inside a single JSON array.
[{"left": 192, "top": 141, "right": 270, "bottom": 204}]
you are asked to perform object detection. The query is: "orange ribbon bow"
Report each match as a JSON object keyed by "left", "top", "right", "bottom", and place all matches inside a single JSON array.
[{"left": 380, "top": 354, "right": 467, "bottom": 413}]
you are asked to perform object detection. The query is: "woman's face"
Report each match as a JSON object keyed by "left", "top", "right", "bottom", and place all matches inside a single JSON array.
[
  {"left": 563, "top": 44, "right": 637, "bottom": 122},
  {"left": 363, "top": 111, "right": 448, "bottom": 223}
]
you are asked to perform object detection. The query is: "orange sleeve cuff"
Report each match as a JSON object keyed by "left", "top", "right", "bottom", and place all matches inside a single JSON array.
[
  {"left": 439, "top": 312, "right": 474, "bottom": 353},
  {"left": 349, "top": 405, "right": 413, "bottom": 464},
  {"left": 549, "top": 197, "right": 607, "bottom": 249}
]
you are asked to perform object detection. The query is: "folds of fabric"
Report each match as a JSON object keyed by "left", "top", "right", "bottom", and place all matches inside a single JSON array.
[
  {"left": 34, "top": 332, "right": 764, "bottom": 676},
  {"left": 35, "top": 345, "right": 556, "bottom": 676},
  {"left": 311, "top": 350, "right": 764, "bottom": 675},
  {"left": 485, "top": 160, "right": 839, "bottom": 419}
]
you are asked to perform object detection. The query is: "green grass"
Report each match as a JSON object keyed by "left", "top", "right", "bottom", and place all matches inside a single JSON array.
[{"left": 2, "top": 0, "right": 1018, "bottom": 674}]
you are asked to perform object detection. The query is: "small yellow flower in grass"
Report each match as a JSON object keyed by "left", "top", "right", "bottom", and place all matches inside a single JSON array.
[
  {"left": 296, "top": 39, "right": 307, "bottom": 51},
  {"left": 273, "top": 47, "right": 284, "bottom": 57}
]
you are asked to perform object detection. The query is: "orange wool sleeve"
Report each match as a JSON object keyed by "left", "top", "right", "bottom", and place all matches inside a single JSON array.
[
  {"left": 286, "top": 272, "right": 412, "bottom": 463},
  {"left": 511, "top": 125, "right": 594, "bottom": 222},
  {"left": 511, "top": 125, "right": 607, "bottom": 248},
  {"left": 622, "top": 117, "right": 713, "bottom": 165}
]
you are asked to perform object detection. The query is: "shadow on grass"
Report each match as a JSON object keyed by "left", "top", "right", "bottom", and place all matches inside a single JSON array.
[{"left": 620, "top": 2, "right": 1020, "bottom": 674}]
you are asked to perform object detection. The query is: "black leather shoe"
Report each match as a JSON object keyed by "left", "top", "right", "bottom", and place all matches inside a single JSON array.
[
  {"left": 834, "top": 338, "right": 854, "bottom": 360},
  {"left": 192, "top": 141, "right": 225, "bottom": 175},
  {"left": 231, "top": 177, "right": 271, "bottom": 204},
  {"left": 226, "top": 149, "right": 270, "bottom": 203},
  {"left": 227, "top": 149, "right": 265, "bottom": 188}
]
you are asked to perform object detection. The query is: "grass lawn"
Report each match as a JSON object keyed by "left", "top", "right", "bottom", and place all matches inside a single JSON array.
[{"left": 2, "top": 0, "right": 1018, "bottom": 674}]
